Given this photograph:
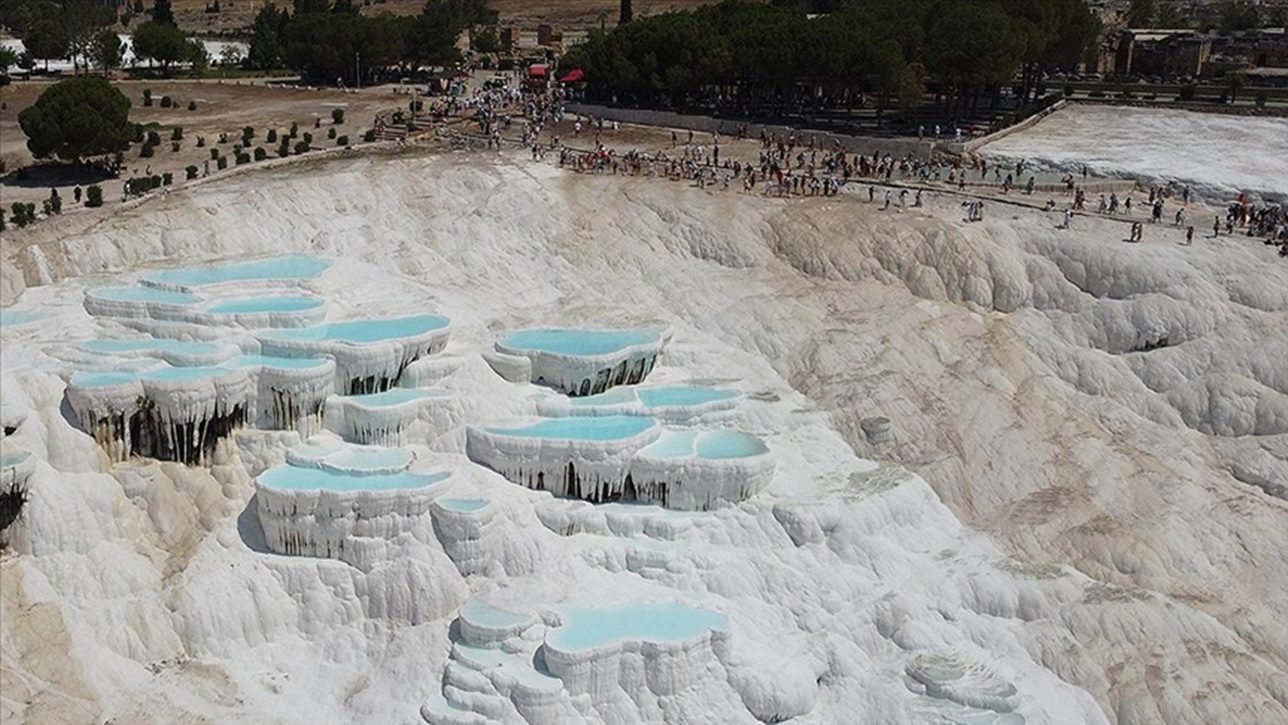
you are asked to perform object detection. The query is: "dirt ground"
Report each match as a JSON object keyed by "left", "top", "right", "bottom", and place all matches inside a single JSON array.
[
  {"left": 165, "top": 0, "right": 724, "bottom": 34},
  {"left": 1, "top": 79, "right": 403, "bottom": 215}
]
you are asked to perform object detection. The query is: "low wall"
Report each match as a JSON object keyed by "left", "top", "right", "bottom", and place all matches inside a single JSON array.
[
  {"left": 962, "top": 100, "right": 1068, "bottom": 154},
  {"left": 565, "top": 104, "right": 936, "bottom": 160}
]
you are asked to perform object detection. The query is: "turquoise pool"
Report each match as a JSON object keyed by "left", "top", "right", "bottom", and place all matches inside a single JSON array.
[
  {"left": 344, "top": 388, "right": 434, "bottom": 407},
  {"left": 0, "top": 451, "right": 30, "bottom": 467},
  {"left": 142, "top": 255, "right": 329, "bottom": 288},
  {"left": 205, "top": 295, "right": 323, "bottom": 314},
  {"left": 70, "top": 371, "right": 141, "bottom": 388},
  {"left": 321, "top": 447, "right": 413, "bottom": 473},
  {"left": 439, "top": 498, "right": 489, "bottom": 513},
  {"left": 267, "top": 315, "right": 449, "bottom": 344},
  {"left": 0, "top": 309, "right": 49, "bottom": 328},
  {"left": 486, "top": 416, "right": 655, "bottom": 442},
  {"left": 462, "top": 600, "right": 527, "bottom": 627},
  {"left": 547, "top": 602, "right": 727, "bottom": 652},
  {"left": 638, "top": 386, "right": 737, "bottom": 408},
  {"left": 259, "top": 464, "right": 450, "bottom": 492},
  {"left": 89, "top": 286, "right": 199, "bottom": 305},
  {"left": 501, "top": 328, "right": 656, "bottom": 356}
]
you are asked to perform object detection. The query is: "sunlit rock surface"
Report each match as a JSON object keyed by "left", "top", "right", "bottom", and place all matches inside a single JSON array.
[{"left": 1, "top": 140, "right": 1285, "bottom": 724}]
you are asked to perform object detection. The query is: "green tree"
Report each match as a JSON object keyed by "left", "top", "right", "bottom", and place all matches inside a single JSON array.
[
  {"left": 151, "top": 0, "right": 174, "bottom": 25},
  {"left": 247, "top": 3, "right": 289, "bottom": 69},
  {"left": 0, "top": 0, "right": 60, "bottom": 36},
  {"left": 90, "top": 28, "right": 125, "bottom": 71},
  {"left": 0, "top": 46, "right": 19, "bottom": 73},
  {"left": 471, "top": 25, "right": 499, "bottom": 53},
  {"left": 24, "top": 17, "right": 70, "bottom": 71},
  {"left": 18, "top": 77, "right": 133, "bottom": 162},
  {"left": 1219, "top": 1, "right": 1260, "bottom": 32},
  {"left": 619, "top": 0, "right": 632, "bottom": 25},
  {"left": 293, "top": 0, "right": 329, "bottom": 13},
  {"left": 132, "top": 20, "right": 188, "bottom": 71},
  {"left": 65, "top": 0, "right": 117, "bottom": 74}
]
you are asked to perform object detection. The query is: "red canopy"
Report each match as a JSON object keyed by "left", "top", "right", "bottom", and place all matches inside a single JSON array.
[
  {"left": 528, "top": 64, "right": 549, "bottom": 78},
  {"left": 559, "top": 69, "right": 585, "bottom": 84}
]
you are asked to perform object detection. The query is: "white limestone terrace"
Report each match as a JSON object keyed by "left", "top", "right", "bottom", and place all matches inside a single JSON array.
[
  {"left": 1, "top": 449, "right": 35, "bottom": 492},
  {"left": 255, "top": 436, "right": 452, "bottom": 561},
  {"left": 421, "top": 598, "right": 732, "bottom": 725},
  {"left": 629, "top": 429, "right": 774, "bottom": 511},
  {"left": 536, "top": 383, "right": 741, "bottom": 423},
  {"left": 84, "top": 285, "right": 327, "bottom": 329},
  {"left": 2, "top": 141, "right": 1286, "bottom": 724},
  {"left": 65, "top": 352, "right": 335, "bottom": 462},
  {"left": 492, "top": 327, "right": 667, "bottom": 397},
  {"left": 258, "top": 315, "right": 452, "bottom": 395},
  {"left": 466, "top": 416, "right": 662, "bottom": 503},
  {"left": 325, "top": 387, "right": 453, "bottom": 446}
]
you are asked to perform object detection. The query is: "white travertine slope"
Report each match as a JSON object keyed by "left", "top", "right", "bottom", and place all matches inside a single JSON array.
[{"left": 0, "top": 146, "right": 1285, "bottom": 724}]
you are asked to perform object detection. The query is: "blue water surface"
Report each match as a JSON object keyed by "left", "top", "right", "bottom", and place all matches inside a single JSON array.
[
  {"left": 547, "top": 602, "right": 727, "bottom": 652},
  {"left": 142, "top": 255, "right": 329, "bottom": 288},
  {"left": 485, "top": 415, "right": 655, "bottom": 441},
  {"left": 259, "top": 464, "right": 450, "bottom": 492},
  {"left": 501, "top": 328, "right": 656, "bottom": 356}
]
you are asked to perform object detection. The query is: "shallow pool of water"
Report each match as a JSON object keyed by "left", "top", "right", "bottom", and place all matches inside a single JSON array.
[
  {"left": 696, "top": 430, "right": 769, "bottom": 459},
  {"left": 141, "top": 366, "right": 231, "bottom": 383},
  {"left": 547, "top": 602, "right": 727, "bottom": 652},
  {"left": 0, "top": 309, "right": 50, "bottom": 328},
  {"left": 462, "top": 600, "right": 527, "bottom": 627},
  {"left": 142, "top": 255, "right": 329, "bottom": 288},
  {"left": 258, "top": 464, "right": 450, "bottom": 492},
  {"left": 486, "top": 416, "right": 655, "bottom": 442},
  {"left": 205, "top": 295, "right": 324, "bottom": 314},
  {"left": 268, "top": 315, "right": 449, "bottom": 344},
  {"left": 501, "top": 328, "right": 656, "bottom": 356},
  {"left": 637, "top": 386, "right": 737, "bottom": 408},
  {"left": 70, "top": 371, "right": 141, "bottom": 388},
  {"left": 0, "top": 451, "right": 31, "bottom": 468},
  {"left": 344, "top": 388, "right": 435, "bottom": 407}
]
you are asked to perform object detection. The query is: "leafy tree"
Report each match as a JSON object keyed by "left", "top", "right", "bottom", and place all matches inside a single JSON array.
[
  {"left": 132, "top": 20, "right": 188, "bottom": 71},
  {"left": 293, "top": 0, "right": 329, "bottom": 13},
  {"left": 423, "top": 0, "right": 497, "bottom": 27},
  {"left": 0, "top": 46, "right": 19, "bottom": 73},
  {"left": 65, "top": 0, "right": 117, "bottom": 74},
  {"left": 18, "top": 77, "right": 133, "bottom": 162},
  {"left": 0, "top": 0, "right": 60, "bottom": 36},
  {"left": 619, "top": 0, "right": 631, "bottom": 25},
  {"left": 1219, "top": 1, "right": 1260, "bottom": 32},
  {"left": 151, "top": 0, "right": 174, "bottom": 25},
  {"left": 90, "top": 28, "right": 125, "bottom": 72},
  {"left": 24, "top": 17, "right": 70, "bottom": 71},
  {"left": 247, "top": 3, "right": 289, "bottom": 69},
  {"left": 471, "top": 25, "right": 499, "bottom": 53}
]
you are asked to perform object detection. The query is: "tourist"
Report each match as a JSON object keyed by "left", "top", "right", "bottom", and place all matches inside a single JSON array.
[
  {"left": 1214, "top": 216, "right": 1222, "bottom": 237},
  {"left": 1186, "top": 226, "right": 1195, "bottom": 245}
]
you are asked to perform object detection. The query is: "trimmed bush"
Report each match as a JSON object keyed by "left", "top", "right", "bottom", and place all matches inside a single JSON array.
[
  {"left": 210, "top": 148, "right": 219, "bottom": 160},
  {"left": 242, "top": 125, "right": 254, "bottom": 141},
  {"left": 314, "top": 117, "right": 321, "bottom": 128},
  {"left": 267, "top": 129, "right": 277, "bottom": 143},
  {"left": 253, "top": 147, "right": 267, "bottom": 161},
  {"left": 327, "top": 127, "right": 336, "bottom": 139},
  {"left": 147, "top": 130, "right": 161, "bottom": 146},
  {"left": 1178, "top": 84, "right": 1197, "bottom": 101},
  {"left": 294, "top": 140, "right": 309, "bottom": 154},
  {"left": 331, "top": 107, "right": 344, "bottom": 124},
  {"left": 363, "top": 129, "right": 376, "bottom": 142},
  {"left": 185, "top": 164, "right": 198, "bottom": 180},
  {"left": 187, "top": 100, "right": 197, "bottom": 111},
  {"left": 142, "top": 88, "right": 153, "bottom": 106},
  {"left": 160, "top": 95, "right": 172, "bottom": 108},
  {"left": 171, "top": 141, "right": 180, "bottom": 152},
  {"left": 1255, "top": 92, "right": 1268, "bottom": 108},
  {"left": 171, "top": 126, "right": 183, "bottom": 140},
  {"left": 277, "top": 140, "right": 289, "bottom": 158},
  {"left": 86, "top": 184, "right": 103, "bottom": 207},
  {"left": 162, "top": 172, "right": 172, "bottom": 185},
  {"left": 336, "top": 135, "right": 348, "bottom": 146},
  {"left": 139, "top": 143, "right": 154, "bottom": 158},
  {"left": 303, "top": 132, "right": 312, "bottom": 144},
  {"left": 289, "top": 122, "right": 298, "bottom": 138},
  {"left": 1063, "top": 84, "right": 1075, "bottom": 97},
  {"left": 196, "top": 135, "right": 206, "bottom": 147},
  {"left": 216, "top": 155, "right": 227, "bottom": 170},
  {"left": 1088, "top": 89, "right": 1105, "bottom": 98},
  {"left": 218, "top": 132, "right": 228, "bottom": 143},
  {"left": 235, "top": 151, "right": 250, "bottom": 165}
]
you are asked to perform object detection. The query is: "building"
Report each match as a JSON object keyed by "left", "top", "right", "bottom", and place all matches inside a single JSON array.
[{"left": 1115, "top": 28, "right": 1213, "bottom": 77}]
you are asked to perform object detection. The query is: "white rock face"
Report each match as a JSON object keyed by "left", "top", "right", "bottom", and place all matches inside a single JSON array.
[{"left": 1, "top": 147, "right": 1285, "bottom": 724}]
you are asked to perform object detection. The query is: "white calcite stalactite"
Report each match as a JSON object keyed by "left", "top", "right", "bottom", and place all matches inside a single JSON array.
[
  {"left": 66, "top": 375, "right": 145, "bottom": 462},
  {"left": 254, "top": 362, "right": 337, "bottom": 437},
  {"left": 430, "top": 499, "right": 500, "bottom": 577},
  {"left": 324, "top": 390, "right": 450, "bottom": 446},
  {"left": 628, "top": 432, "right": 775, "bottom": 511},
  {"left": 495, "top": 329, "right": 668, "bottom": 397},
  {"left": 465, "top": 420, "right": 661, "bottom": 503},
  {"left": 139, "top": 368, "right": 253, "bottom": 465},
  {"left": 258, "top": 318, "right": 451, "bottom": 395}
]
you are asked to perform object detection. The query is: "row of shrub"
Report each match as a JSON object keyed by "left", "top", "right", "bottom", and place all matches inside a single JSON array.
[{"left": 142, "top": 89, "right": 198, "bottom": 111}]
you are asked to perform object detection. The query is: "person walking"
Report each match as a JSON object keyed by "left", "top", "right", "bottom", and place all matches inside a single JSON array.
[{"left": 1186, "top": 226, "right": 1195, "bottom": 245}]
